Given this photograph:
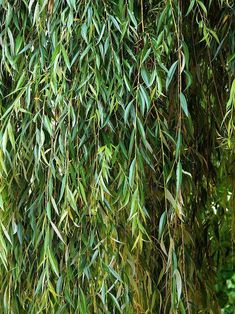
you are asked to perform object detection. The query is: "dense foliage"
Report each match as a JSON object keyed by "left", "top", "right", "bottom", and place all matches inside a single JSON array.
[{"left": 0, "top": 0, "right": 234, "bottom": 313}]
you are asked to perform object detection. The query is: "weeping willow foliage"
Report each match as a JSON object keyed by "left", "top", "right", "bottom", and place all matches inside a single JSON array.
[{"left": 0, "top": 0, "right": 234, "bottom": 313}]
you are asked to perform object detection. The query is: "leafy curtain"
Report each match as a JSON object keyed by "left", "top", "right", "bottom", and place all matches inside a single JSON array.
[{"left": 0, "top": 0, "right": 234, "bottom": 313}]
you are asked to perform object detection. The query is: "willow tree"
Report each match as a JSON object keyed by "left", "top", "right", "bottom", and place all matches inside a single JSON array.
[{"left": 0, "top": 0, "right": 234, "bottom": 313}]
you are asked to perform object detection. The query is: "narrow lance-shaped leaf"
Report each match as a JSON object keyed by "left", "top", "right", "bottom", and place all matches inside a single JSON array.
[
  {"left": 166, "top": 61, "right": 178, "bottom": 91},
  {"left": 180, "top": 92, "right": 189, "bottom": 117}
]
